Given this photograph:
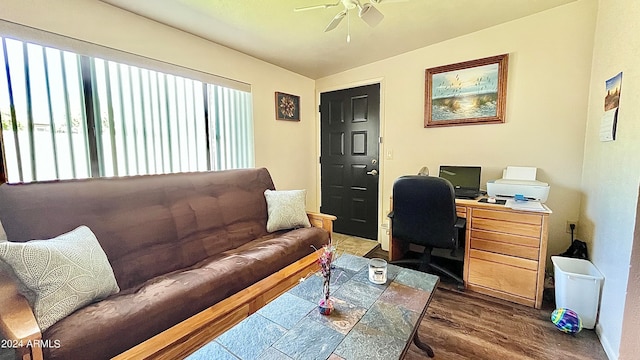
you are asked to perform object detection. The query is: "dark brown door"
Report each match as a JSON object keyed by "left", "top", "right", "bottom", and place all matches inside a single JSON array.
[{"left": 320, "top": 84, "right": 380, "bottom": 240}]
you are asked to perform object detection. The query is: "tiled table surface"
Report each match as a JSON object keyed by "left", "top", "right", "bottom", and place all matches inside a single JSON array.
[{"left": 187, "top": 254, "right": 439, "bottom": 360}]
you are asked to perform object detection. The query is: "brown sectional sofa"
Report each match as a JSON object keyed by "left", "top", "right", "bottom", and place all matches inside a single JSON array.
[{"left": 0, "top": 168, "right": 334, "bottom": 360}]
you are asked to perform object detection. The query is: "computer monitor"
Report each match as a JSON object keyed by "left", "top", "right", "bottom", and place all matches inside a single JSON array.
[{"left": 439, "top": 165, "right": 481, "bottom": 199}]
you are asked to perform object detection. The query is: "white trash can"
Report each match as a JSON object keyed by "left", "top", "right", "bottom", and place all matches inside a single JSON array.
[{"left": 551, "top": 256, "right": 604, "bottom": 329}]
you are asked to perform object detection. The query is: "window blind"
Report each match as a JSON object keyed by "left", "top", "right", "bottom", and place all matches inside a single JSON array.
[{"left": 0, "top": 32, "right": 253, "bottom": 183}]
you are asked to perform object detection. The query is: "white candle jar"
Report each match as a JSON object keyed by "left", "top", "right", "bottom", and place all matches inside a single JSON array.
[{"left": 368, "top": 258, "right": 388, "bottom": 284}]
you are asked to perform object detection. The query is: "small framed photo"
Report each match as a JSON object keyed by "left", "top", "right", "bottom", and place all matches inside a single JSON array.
[
  {"left": 425, "top": 54, "right": 509, "bottom": 127},
  {"left": 275, "top": 92, "right": 300, "bottom": 121}
]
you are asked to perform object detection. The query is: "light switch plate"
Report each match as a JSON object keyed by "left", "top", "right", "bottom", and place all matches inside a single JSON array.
[{"left": 386, "top": 149, "right": 393, "bottom": 160}]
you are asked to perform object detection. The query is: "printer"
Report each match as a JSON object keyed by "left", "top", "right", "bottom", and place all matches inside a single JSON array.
[{"left": 486, "top": 166, "right": 550, "bottom": 203}]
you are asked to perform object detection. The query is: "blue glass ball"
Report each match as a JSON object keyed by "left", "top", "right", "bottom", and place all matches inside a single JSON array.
[{"left": 551, "top": 308, "right": 583, "bottom": 334}]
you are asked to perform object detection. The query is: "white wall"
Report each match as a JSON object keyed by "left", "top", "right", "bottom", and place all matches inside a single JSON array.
[
  {"left": 582, "top": 0, "right": 640, "bottom": 358},
  {"left": 0, "top": 0, "right": 320, "bottom": 209},
  {"left": 620, "top": 194, "right": 640, "bottom": 359},
  {"left": 316, "top": 1, "right": 597, "bottom": 255}
]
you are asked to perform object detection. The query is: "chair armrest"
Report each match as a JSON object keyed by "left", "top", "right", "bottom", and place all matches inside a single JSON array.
[
  {"left": 452, "top": 218, "right": 466, "bottom": 252},
  {"left": 0, "top": 272, "right": 43, "bottom": 360},
  {"left": 454, "top": 218, "right": 466, "bottom": 229},
  {"left": 306, "top": 212, "right": 337, "bottom": 235}
]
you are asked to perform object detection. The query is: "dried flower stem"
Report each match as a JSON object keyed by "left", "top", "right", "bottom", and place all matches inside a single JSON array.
[{"left": 316, "top": 235, "right": 336, "bottom": 303}]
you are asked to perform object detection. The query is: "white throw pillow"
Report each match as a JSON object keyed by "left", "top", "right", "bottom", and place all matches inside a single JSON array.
[
  {"left": 0, "top": 226, "right": 120, "bottom": 331},
  {"left": 264, "top": 189, "right": 311, "bottom": 232},
  {"left": 0, "top": 220, "right": 6, "bottom": 241}
]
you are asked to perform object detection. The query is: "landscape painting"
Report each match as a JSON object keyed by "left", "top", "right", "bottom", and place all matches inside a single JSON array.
[
  {"left": 425, "top": 54, "right": 508, "bottom": 127},
  {"left": 604, "top": 72, "right": 622, "bottom": 111}
]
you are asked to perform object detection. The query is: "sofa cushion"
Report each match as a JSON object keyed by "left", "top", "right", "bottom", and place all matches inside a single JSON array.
[
  {"left": 41, "top": 226, "right": 328, "bottom": 360},
  {"left": 264, "top": 189, "right": 311, "bottom": 232},
  {"left": 0, "top": 226, "right": 119, "bottom": 332}
]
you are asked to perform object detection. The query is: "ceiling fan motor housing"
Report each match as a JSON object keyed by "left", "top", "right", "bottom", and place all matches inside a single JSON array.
[{"left": 342, "top": 0, "right": 360, "bottom": 10}]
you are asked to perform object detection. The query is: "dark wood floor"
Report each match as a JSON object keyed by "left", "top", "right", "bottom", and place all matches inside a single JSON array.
[{"left": 365, "top": 246, "right": 607, "bottom": 360}]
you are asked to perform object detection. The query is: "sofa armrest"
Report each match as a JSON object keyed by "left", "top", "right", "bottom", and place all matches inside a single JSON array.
[
  {"left": 306, "top": 212, "right": 337, "bottom": 235},
  {"left": 0, "top": 272, "right": 43, "bottom": 360}
]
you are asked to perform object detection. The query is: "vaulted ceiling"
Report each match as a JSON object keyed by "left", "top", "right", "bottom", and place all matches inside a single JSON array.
[{"left": 100, "top": 0, "right": 577, "bottom": 79}]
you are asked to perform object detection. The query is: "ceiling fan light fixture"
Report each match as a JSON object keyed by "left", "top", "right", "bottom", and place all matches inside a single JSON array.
[{"left": 359, "top": 3, "right": 384, "bottom": 27}]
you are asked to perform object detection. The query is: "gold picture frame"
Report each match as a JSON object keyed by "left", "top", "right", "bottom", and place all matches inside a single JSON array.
[
  {"left": 275, "top": 92, "right": 300, "bottom": 121},
  {"left": 425, "top": 54, "right": 508, "bottom": 127}
]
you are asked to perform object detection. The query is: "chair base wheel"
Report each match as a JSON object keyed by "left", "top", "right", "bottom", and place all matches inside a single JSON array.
[{"left": 414, "top": 332, "right": 435, "bottom": 358}]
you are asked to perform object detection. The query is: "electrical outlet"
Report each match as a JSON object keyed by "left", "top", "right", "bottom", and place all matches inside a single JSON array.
[
  {"left": 381, "top": 222, "right": 390, "bottom": 235},
  {"left": 566, "top": 221, "right": 578, "bottom": 233}
]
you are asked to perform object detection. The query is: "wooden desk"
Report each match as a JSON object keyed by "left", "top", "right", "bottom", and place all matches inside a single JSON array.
[{"left": 389, "top": 198, "right": 551, "bottom": 309}]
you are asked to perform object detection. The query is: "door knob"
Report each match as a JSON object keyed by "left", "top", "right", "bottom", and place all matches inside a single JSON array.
[{"left": 366, "top": 169, "right": 378, "bottom": 176}]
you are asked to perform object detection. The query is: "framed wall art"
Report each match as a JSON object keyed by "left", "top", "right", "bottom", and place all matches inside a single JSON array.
[
  {"left": 0, "top": 134, "right": 5, "bottom": 184},
  {"left": 424, "top": 54, "right": 508, "bottom": 127},
  {"left": 275, "top": 92, "right": 300, "bottom": 121}
]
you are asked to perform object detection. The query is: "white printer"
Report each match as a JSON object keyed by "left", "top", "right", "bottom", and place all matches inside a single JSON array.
[{"left": 486, "top": 166, "right": 550, "bottom": 203}]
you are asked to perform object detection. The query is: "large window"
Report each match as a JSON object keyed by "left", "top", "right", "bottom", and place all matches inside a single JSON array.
[{"left": 0, "top": 36, "right": 253, "bottom": 183}]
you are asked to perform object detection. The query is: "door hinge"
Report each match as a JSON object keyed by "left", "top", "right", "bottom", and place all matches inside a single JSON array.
[{"left": 379, "top": 136, "right": 383, "bottom": 144}]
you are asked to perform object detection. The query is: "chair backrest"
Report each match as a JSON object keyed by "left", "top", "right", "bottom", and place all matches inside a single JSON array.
[{"left": 391, "top": 175, "right": 457, "bottom": 249}]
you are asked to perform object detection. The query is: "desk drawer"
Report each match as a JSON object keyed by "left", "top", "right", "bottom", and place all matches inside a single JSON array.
[
  {"left": 470, "top": 229, "right": 540, "bottom": 260},
  {"left": 469, "top": 249, "right": 538, "bottom": 270},
  {"left": 470, "top": 238, "right": 539, "bottom": 260},
  {"left": 468, "top": 251, "right": 538, "bottom": 300},
  {"left": 471, "top": 217, "right": 541, "bottom": 238},
  {"left": 472, "top": 208, "right": 542, "bottom": 225},
  {"left": 471, "top": 229, "right": 540, "bottom": 248},
  {"left": 456, "top": 205, "right": 467, "bottom": 219}
]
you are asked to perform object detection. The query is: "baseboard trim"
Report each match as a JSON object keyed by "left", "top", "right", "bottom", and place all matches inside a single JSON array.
[{"left": 596, "top": 323, "right": 618, "bottom": 360}]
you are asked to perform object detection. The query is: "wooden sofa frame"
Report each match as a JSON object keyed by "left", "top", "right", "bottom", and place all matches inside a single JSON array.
[{"left": 0, "top": 212, "right": 336, "bottom": 360}]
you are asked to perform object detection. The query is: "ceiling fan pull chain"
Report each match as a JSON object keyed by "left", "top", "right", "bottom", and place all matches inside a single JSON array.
[{"left": 347, "top": 9, "right": 351, "bottom": 43}]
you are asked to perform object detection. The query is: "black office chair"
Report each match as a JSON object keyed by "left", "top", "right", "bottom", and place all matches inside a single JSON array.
[{"left": 388, "top": 175, "right": 466, "bottom": 288}]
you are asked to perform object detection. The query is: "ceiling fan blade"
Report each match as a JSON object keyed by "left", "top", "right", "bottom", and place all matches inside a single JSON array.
[
  {"left": 324, "top": 10, "right": 347, "bottom": 32},
  {"left": 359, "top": 4, "right": 384, "bottom": 27},
  {"left": 294, "top": 1, "right": 341, "bottom": 12},
  {"left": 370, "top": 0, "right": 410, "bottom": 4}
]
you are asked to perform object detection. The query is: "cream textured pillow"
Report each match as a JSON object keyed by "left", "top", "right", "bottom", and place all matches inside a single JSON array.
[
  {"left": 264, "top": 189, "right": 311, "bottom": 232},
  {"left": 0, "top": 220, "right": 6, "bottom": 241},
  {"left": 0, "top": 226, "right": 120, "bottom": 331}
]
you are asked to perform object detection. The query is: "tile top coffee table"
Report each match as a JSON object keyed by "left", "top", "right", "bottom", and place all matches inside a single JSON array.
[{"left": 187, "top": 254, "right": 439, "bottom": 360}]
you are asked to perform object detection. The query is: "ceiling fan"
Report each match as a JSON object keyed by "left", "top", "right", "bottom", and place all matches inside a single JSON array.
[{"left": 294, "top": 0, "right": 404, "bottom": 36}]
